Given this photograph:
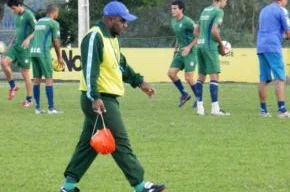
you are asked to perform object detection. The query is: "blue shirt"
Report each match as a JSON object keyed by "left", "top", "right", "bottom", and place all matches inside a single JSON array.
[{"left": 257, "top": 2, "right": 290, "bottom": 53}]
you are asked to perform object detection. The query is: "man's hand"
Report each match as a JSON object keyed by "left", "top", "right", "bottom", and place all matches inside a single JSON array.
[
  {"left": 92, "top": 99, "right": 106, "bottom": 114},
  {"left": 58, "top": 57, "right": 65, "bottom": 68},
  {"left": 181, "top": 46, "right": 191, "bottom": 56},
  {"left": 218, "top": 43, "right": 226, "bottom": 56},
  {"left": 140, "top": 81, "right": 155, "bottom": 98},
  {"left": 22, "top": 39, "right": 31, "bottom": 49}
]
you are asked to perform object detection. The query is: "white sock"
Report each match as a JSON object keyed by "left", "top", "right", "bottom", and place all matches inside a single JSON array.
[{"left": 211, "top": 102, "right": 220, "bottom": 112}]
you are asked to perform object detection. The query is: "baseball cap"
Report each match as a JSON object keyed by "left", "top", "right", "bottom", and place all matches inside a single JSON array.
[{"left": 103, "top": 1, "right": 137, "bottom": 22}]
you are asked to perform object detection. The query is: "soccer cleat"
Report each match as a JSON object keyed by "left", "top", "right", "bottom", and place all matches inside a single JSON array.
[
  {"left": 140, "top": 182, "right": 165, "bottom": 192},
  {"left": 8, "top": 86, "right": 19, "bottom": 100},
  {"left": 211, "top": 109, "right": 230, "bottom": 116},
  {"left": 22, "top": 100, "right": 33, "bottom": 107},
  {"left": 60, "top": 187, "right": 80, "bottom": 192},
  {"left": 261, "top": 112, "right": 272, "bottom": 118},
  {"left": 48, "top": 108, "right": 64, "bottom": 114},
  {"left": 178, "top": 94, "right": 191, "bottom": 107},
  {"left": 196, "top": 101, "right": 205, "bottom": 115},
  {"left": 35, "top": 108, "right": 46, "bottom": 114},
  {"left": 277, "top": 111, "right": 290, "bottom": 118}
]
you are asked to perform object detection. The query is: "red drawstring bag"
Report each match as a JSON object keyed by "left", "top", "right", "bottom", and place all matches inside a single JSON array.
[{"left": 90, "top": 113, "right": 116, "bottom": 155}]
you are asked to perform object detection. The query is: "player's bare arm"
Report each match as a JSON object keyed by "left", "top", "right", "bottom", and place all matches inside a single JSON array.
[
  {"left": 212, "top": 24, "right": 226, "bottom": 55},
  {"left": 53, "top": 39, "right": 64, "bottom": 64}
]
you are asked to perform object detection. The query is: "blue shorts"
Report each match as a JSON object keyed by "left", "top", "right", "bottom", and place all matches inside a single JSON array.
[{"left": 258, "top": 53, "right": 285, "bottom": 82}]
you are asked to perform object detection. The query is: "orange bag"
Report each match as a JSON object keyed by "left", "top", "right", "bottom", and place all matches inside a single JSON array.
[{"left": 90, "top": 113, "right": 116, "bottom": 155}]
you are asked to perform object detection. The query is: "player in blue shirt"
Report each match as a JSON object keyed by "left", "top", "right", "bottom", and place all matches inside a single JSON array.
[{"left": 257, "top": 0, "right": 290, "bottom": 118}]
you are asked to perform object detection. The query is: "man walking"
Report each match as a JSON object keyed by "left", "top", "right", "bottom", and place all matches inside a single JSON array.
[
  {"left": 167, "top": 0, "right": 199, "bottom": 107},
  {"left": 59, "top": 1, "right": 165, "bottom": 192}
]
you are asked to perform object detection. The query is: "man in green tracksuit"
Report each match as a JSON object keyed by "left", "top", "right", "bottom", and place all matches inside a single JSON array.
[{"left": 60, "top": 2, "right": 165, "bottom": 192}]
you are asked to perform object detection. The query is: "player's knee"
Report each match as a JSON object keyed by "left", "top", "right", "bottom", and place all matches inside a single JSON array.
[
  {"left": 185, "top": 76, "right": 193, "bottom": 84},
  {"left": 167, "top": 70, "right": 176, "bottom": 79},
  {"left": 1, "top": 58, "right": 9, "bottom": 68}
]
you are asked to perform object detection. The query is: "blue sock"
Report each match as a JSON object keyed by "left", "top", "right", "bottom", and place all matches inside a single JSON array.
[
  {"left": 278, "top": 101, "right": 287, "bottom": 113},
  {"left": 173, "top": 79, "right": 187, "bottom": 96},
  {"left": 134, "top": 181, "right": 145, "bottom": 192},
  {"left": 260, "top": 102, "right": 268, "bottom": 113},
  {"left": 210, "top": 80, "right": 219, "bottom": 102},
  {"left": 195, "top": 80, "right": 203, "bottom": 102},
  {"left": 63, "top": 177, "right": 77, "bottom": 191},
  {"left": 26, "top": 96, "right": 32, "bottom": 102},
  {"left": 9, "top": 80, "right": 16, "bottom": 89},
  {"left": 45, "top": 86, "right": 54, "bottom": 110},
  {"left": 33, "top": 85, "right": 40, "bottom": 109},
  {"left": 190, "top": 84, "right": 198, "bottom": 98}
]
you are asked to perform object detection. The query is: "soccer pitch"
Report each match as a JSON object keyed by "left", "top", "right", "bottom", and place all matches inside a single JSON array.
[{"left": 0, "top": 82, "right": 290, "bottom": 192}]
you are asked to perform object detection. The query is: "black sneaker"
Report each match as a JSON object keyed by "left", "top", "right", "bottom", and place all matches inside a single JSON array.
[
  {"left": 141, "top": 182, "right": 165, "bottom": 192},
  {"left": 60, "top": 187, "right": 80, "bottom": 192},
  {"left": 178, "top": 94, "right": 191, "bottom": 107}
]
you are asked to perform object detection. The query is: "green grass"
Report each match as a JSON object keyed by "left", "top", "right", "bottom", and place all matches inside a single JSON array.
[{"left": 0, "top": 82, "right": 290, "bottom": 192}]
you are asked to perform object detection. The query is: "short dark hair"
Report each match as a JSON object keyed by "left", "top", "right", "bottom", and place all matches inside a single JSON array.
[
  {"left": 47, "top": 4, "right": 59, "bottom": 14},
  {"left": 171, "top": 0, "right": 185, "bottom": 13},
  {"left": 7, "top": 0, "right": 23, "bottom": 7}
]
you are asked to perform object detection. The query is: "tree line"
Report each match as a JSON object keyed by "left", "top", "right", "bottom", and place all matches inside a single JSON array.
[{"left": 1, "top": 0, "right": 289, "bottom": 47}]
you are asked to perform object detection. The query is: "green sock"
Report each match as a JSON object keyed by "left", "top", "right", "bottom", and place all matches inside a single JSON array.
[
  {"left": 63, "top": 177, "right": 77, "bottom": 191},
  {"left": 134, "top": 181, "right": 145, "bottom": 192}
]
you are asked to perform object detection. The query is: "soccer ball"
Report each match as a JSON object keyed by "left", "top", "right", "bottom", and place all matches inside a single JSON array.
[
  {"left": 222, "top": 40, "right": 232, "bottom": 54},
  {"left": 53, "top": 59, "right": 65, "bottom": 72},
  {"left": 0, "top": 41, "right": 7, "bottom": 54}
]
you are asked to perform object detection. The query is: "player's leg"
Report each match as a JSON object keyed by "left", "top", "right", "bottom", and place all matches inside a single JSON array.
[
  {"left": 258, "top": 53, "right": 272, "bottom": 117},
  {"left": 195, "top": 47, "right": 207, "bottom": 115},
  {"left": 32, "top": 57, "right": 44, "bottom": 113},
  {"left": 21, "top": 69, "right": 33, "bottom": 106},
  {"left": 205, "top": 49, "right": 229, "bottom": 115},
  {"left": 18, "top": 47, "right": 33, "bottom": 106},
  {"left": 1, "top": 46, "right": 19, "bottom": 100},
  {"left": 168, "top": 52, "right": 191, "bottom": 107},
  {"left": 100, "top": 95, "right": 164, "bottom": 192},
  {"left": 265, "top": 53, "right": 289, "bottom": 118},
  {"left": 61, "top": 93, "right": 99, "bottom": 192},
  {"left": 184, "top": 50, "right": 198, "bottom": 107},
  {"left": 42, "top": 56, "right": 62, "bottom": 114}
]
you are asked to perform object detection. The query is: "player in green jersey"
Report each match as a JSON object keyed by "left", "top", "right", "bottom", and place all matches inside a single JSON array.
[
  {"left": 195, "top": 0, "right": 229, "bottom": 116},
  {"left": 1, "top": 0, "right": 36, "bottom": 106},
  {"left": 30, "top": 4, "right": 63, "bottom": 114},
  {"left": 168, "top": 0, "right": 199, "bottom": 107}
]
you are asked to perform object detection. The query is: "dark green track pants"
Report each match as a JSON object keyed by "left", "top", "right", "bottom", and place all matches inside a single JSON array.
[{"left": 64, "top": 92, "right": 144, "bottom": 186}]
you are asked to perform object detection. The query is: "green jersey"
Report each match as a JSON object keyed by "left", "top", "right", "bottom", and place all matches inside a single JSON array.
[
  {"left": 30, "top": 17, "right": 60, "bottom": 57},
  {"left": 171, "top": 16, "right": 196, "bottom": 50},
  {"left": 14, "top": 9, "right": 36, "bottom": 46},
  {"left": 198, "top": 6, "right": 224, "bottom": 50}
]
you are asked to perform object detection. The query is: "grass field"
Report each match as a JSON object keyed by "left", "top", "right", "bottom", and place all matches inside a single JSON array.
[{"left": 0, "top": 82, "right": 290, "bottom": 192}]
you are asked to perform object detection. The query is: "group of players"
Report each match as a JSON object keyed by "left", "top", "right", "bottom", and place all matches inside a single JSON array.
[
  {"left": 1, "top": 0, "right": 290, "bottom": 191},
  {"left": 168, "top": 0, "right": 290, "bottom": 118},
  {"left": 2, "top": 0, "right": 290, "bottom": 119},
  {"left": 168, "top": 0, "right": 229, "bottom": 116},
  {"left": 1, "top": 0, "right": 63, "bottom": 114}
]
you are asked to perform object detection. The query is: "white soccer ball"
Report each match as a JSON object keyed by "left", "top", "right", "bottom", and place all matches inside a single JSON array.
[
  {"left": 222, "top": 40, "right": 232, "bottom": 54},
  {"left": 0, "top": 41, "right": 7, "bottom": 54}
]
